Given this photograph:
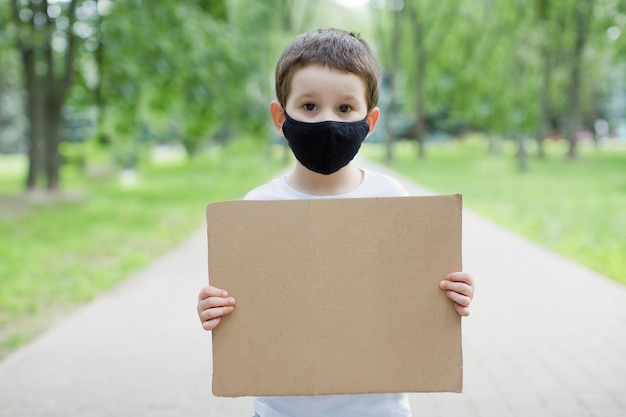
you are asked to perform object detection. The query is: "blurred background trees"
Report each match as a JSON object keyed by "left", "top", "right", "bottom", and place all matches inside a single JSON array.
[
  {"left": 372, "top": 0, "right": 626, "bottom": 161},
  {"left": 1, "top": 0, "right": 293, "bottom": 190},
  {"left": 0, "top": 0, "right": 625, "bottom": 191}
]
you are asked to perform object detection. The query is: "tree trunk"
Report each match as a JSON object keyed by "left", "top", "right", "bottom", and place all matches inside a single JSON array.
[
  {"left": 533, "top": 0, "right": 550, "bottom": 159},
  {"left": 565, "top": 0, "right": 593, "bottom": 160},
  {"left": 46, "top": 94, "right": 63, "bottom": 190},
  {"left": 536, "top": 49, "right": 550, "bottom": 160},
  {"left": 22, "top": 48, "right": 44, "bottom": 190},
  {"left": 564, "top": 53, "right": 582, "bottom": 160},
  {"left": 31, "top": 77, "right": 49, "bottom": 190},
  {"left": 44, "top": 41, "right": 58, "bottom": 191},
  {"left": 383, "top": 8, "right": 402, "bottom": 164},
  {"left": 14, "top": 0, "right": 46, "bottom": 190},
  {"left": 517, "top": 135, "right": 528, "bottom": 173},
  {"left": 94, "top": 2, "right": 107, "bottom": 149},
  {"left": 14, "top": 0, "right": 79, "bottom": 191},
  {"left": 415, "top": 34, "right": 427, "bottom": 160},
  {"left": 407, "top": 2, "right": 427, "bottom": 159}
]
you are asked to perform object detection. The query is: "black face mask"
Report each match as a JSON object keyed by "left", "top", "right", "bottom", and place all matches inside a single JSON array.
[{"left": 281, "top": 112, "right": 370, "bottom": 175}]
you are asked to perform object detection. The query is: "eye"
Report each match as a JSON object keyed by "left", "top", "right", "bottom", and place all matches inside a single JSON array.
[
  {"left": 338, "top": 104, "right": 352, "bottom": 113},
  {"left": 303, "top": 103, "right": 317, "bottom": 111}
]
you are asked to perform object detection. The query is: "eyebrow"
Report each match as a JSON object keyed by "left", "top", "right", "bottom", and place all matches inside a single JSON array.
[
  {"left": 339, "top": 94, "right": 360, "bottom": 102},
  {"left": 292, "top": 92, "right": 361, "bottom": 102}
]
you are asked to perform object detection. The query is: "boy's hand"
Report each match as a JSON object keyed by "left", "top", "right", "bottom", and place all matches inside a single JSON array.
[
  {"left": 440, "top": 272, "right": 474, "bottom": 317},
  {"left": 197, "top": 286, "right": 236, "bottom": 331}
]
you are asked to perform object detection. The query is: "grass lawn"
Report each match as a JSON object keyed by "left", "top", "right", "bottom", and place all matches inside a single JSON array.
[
  {"left": 361, "top": 136, "right": 626, "bottom": 285},
  {"left": 1, "top": 135, "right": 624, "bottom": 358},
  {"left": 0, "top": 139, "right": 288, "bottom": 358}
]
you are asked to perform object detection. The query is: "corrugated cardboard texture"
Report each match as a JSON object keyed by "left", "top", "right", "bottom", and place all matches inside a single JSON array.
[{"left": 206, "top": 195, "right": 463, "bottom": 397}]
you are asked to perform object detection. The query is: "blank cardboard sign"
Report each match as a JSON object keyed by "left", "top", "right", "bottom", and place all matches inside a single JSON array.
[{"left": 206, "top": 195, "right": 463, "bottom": 397}]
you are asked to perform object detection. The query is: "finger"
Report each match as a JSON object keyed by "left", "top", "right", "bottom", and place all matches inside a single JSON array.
[
  {"left": 440, "top": 280, "right": 474, "bottom": 300},
  {"left": 444, "top": 282, "right": 473, "bottom": 299},
  {"left": 198, "top": 285, "right": 229, "bottom": 301},
  {"left": 454, "top": 303, "right": 471, "bottom": 317},
  {"left": 200, "top": 306, "right": 234, "bottom": 322},
  {"left": 446, "top": 272, "right": 474, "bottom": 286},
  {"left": 202, "top": 317, "right": 221, "bottom": 331},
  {"left": 198, "top": 296, "right": 236, "bottom": 311},
  {"left": 446, "top": 290, "right": 472, "bottom": 309},
  {"left": 441, "top": 272, "right": 474, "bottom": 298},
  {"left": 200, "top": 305, "right": 235, "bottom": 322}
]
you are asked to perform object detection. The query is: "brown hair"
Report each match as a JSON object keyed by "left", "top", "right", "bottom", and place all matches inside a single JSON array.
[{"left": 275, "top": 28, "right": 381, "bottom": 111}]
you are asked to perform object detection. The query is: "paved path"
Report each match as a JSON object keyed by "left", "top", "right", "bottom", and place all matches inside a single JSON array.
[{"left": 1, "top": 159, "right": 625, "bottom": 417}]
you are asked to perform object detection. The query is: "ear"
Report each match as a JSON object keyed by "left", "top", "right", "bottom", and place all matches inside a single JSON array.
[
  {"left": 270, "top": 100, "right": 286, "bottom": 136},
  {"left": 365, "top": 107, "right": 380, "bottom": 138}
]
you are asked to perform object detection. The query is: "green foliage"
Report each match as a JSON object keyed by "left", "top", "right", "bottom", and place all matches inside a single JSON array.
[
  {"left": 362, "top": 139, "right": 626, "bottom": 285},
  {"left": 196, "top": 0, "right": 228, "bottom": 21},
  {"left": 0, "top": 140, "right": 288, "bottom": 356},
  {"left": 93, "top": 0, "right": 283, "bottom": 159},
  {"left": 1, "top": 0, "right": 625, "bottom": 187},
  {"left": 373, "top": 0, "right": 626, "bottom": 139}
]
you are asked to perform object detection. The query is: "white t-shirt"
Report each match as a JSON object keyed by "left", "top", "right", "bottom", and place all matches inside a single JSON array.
[
  {"left": 244, "top": 169, "right": 412, "bottom": 417},
  {"left": 245, "top": 169, "right": 409, "bottom": 201}
]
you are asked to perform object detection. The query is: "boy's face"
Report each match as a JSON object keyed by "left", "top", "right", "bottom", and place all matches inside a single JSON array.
[
  {"left": 270, "top": 64, "right": 380, "bottom": 142},
  {"left": 270, "top": 64, "right": 380, "bottom": 175},
  {"left": 284, "top": 65, "right": 370, "bottom": 123}
]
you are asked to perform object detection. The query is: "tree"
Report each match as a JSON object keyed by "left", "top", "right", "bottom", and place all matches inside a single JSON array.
[
  {"left": 1, "top": 0, "right": 290, "bottom": 190},
  {"left": 373, "top": 0, "right": 403, "bottom": 163},
  {"left": 92, "top": 1, "right": 285, "bottom": 161},
  {"left": 563, "top": 0, "right": 595, "bottom": 160},
  {"left": 369, "top": 0, "right": 626, "bottom": 163},
  {"left": 10, "top": 0, "right": 80, "bottom": 191},
  {"left": 373, "top": 0, "right": 460, "bottom": 159},
  {"left": 533, "top": 0, "right": 554, "bottom": 159},
  {"left": 405, "top": 0, "right": 428, "bottom": 159},
  {"left": 4, "top": 0, "right": 624, "bottom": 183}
]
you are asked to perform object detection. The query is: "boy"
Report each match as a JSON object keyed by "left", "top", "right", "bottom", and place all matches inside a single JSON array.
[{"left": 197, "top": 28, "right": 475, "bottom": 417}]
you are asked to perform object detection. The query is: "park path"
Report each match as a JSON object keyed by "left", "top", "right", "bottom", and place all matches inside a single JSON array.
[{"left": 0, "top": 158, "right": 625, "bottom": 417}]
